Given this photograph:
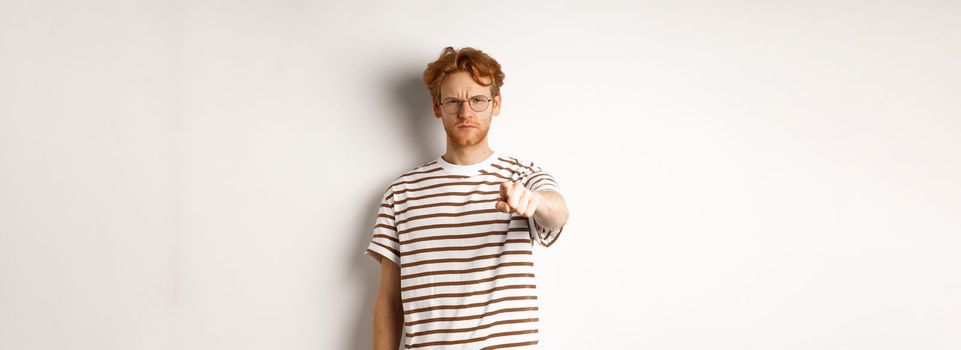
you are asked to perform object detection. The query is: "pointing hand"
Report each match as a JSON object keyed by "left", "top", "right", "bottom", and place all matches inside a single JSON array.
[{"left": 495, "top": 181, "right": 541, "bottom": 217}]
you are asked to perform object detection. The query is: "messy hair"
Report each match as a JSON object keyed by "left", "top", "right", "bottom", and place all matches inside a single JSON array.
[{"left": 422, "top": 46, "right": 505, "bottom": 102}]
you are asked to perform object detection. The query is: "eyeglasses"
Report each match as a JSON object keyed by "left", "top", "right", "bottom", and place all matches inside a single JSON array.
[{"left": 439, "top": 95, "right": 493, "bottom": 114}]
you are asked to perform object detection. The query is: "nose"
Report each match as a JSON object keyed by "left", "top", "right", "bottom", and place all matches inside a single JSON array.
[{"left": 457, "top": 100, "right": 474, "bottom": 118}]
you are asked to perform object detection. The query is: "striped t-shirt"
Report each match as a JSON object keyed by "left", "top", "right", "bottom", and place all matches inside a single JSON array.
[{"left": 365, "top": 150, "right": 564, "bottom": 350}]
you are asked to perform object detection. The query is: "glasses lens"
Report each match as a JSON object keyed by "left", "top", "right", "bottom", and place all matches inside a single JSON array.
[
  {"left": 470, "top": 97, "right": 490, "bottom": 112},
  {"left": 442, "top": 100, "right": 460, "bottom": 114}
]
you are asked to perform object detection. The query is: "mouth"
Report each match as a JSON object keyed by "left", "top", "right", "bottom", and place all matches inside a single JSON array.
[{"left": 457, "top": 124, "right": 475, "bottom": 129}]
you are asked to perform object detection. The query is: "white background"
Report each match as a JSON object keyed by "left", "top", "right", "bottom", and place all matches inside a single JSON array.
[{"left": 1, "top": 0, "right": 959, "bottom": 349}]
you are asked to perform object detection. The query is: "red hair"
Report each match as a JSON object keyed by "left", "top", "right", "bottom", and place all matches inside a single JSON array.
[{"left": 422, "top": 46, "right": 505, "bottom": 102}]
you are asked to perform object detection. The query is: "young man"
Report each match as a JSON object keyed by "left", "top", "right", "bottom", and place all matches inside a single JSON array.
[{"left": 366, "top": 46, "right": 570, "bottom": 350}]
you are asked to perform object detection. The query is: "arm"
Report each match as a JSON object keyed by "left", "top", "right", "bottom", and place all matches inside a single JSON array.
[
  {"left": 373, "top": 257, "right": 403, "bottom": 350},
  {"left": 496, "top": 182, "right": 570, "bottom": 230},
  {"left": 532, "top": 189, "right": 569, "bottom": 231}
]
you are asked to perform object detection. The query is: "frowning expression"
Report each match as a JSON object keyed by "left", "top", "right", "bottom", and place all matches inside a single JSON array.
[{"left": 432, "top": 71, "right": 502, "bottom": 147}]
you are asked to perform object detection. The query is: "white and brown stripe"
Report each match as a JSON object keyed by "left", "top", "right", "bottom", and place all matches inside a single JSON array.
[{"left": 365, "top": 151, "right": 564, "bottom": 349}]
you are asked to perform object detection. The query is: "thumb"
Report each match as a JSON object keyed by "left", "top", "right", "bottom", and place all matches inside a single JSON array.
[{"left": 495, "top": 200, "right": 512, "bottom": 213}]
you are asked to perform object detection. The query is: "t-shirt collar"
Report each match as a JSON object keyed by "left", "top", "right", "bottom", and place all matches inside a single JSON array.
[{"left": 437, "top": 150, "right": 498, "bottom": 176}]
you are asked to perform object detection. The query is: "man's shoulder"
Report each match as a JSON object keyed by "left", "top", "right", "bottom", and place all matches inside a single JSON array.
[
  {"left": 378, "top": 153, "right": 549, "bottom": 195},
  {"left": 493, "top": 153, "right": 542, "bottom": 172},
  {"left": 382, "top": 158, "right": 442, "bottom": 191}
]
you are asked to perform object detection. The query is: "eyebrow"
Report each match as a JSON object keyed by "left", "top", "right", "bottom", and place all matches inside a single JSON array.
[{"left": 441, "top": 94, "right": 490, "bottom": 100}]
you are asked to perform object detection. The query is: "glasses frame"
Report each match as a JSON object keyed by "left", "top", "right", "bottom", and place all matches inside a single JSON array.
[{"left": 438, "top": 95, "right": 494, "bottom": 114}]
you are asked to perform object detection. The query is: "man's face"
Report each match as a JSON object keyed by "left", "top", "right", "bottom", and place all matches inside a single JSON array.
[{"left": 433, "top": 71, "right": 501, "bottom": 148}]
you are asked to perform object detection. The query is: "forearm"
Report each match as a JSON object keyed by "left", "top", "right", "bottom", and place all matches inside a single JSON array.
[
  {"left": 373, "top": 295, "right": 403, "bottom": 350},
  {"left": 533, "top": 189, "right": 569, "bottom": 230}
]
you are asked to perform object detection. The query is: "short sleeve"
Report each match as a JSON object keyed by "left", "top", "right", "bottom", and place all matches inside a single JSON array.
[
  {"left": 364, "top": 188, "right": 400, "bottom": 266},
  {"left": 518, "top": 163, "right": 564, "bottom": 247}
]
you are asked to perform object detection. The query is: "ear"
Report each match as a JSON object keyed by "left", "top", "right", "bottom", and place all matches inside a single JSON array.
[
  {"left": 492, "top": 94, "right": 502, "bottom": 116},
  {"left": 432, "top": 98, "right": 442, "bottom": 118}
]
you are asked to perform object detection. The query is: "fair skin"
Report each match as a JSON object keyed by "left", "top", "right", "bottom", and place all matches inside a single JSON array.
[
  {"left": 372, "top": 71, "right": 570, "bottom": 350},
  {"left": 372, "top": 257, "right": 402, "bottom": 350}
]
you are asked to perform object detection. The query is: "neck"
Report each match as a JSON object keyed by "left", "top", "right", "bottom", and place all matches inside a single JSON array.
[{"left": 442, "top": 142, "right": 494, "bottom": 165}]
